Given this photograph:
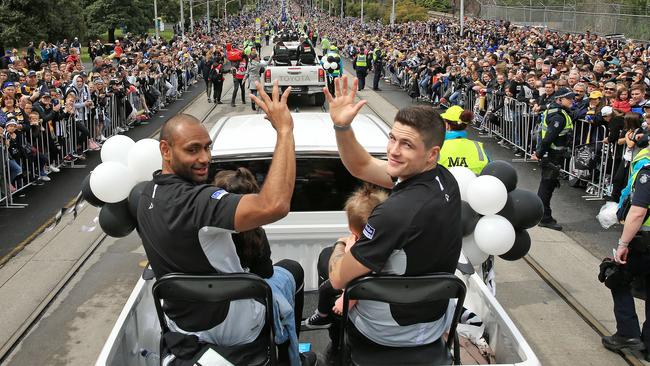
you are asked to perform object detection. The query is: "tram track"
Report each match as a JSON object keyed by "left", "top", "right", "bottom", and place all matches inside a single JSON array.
[{"left": 0, "top": 84, "right": 227, "bottom": 363}]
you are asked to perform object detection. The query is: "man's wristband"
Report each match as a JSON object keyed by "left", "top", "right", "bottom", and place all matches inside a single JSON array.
[
  {"left": 334, "top": 240, "right": 346, "bottom": 247},
  {"left": 618, "top": 239, "right": 629, "bottom": 248},
  {"left": 333, "top": 124, "right": 351, "bottom": 132}
]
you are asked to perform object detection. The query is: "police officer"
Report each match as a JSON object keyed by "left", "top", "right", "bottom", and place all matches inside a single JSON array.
[
  {"left": 602, "top": 153, "right": 650, "bottom": 359},
  {"left": 297, "top": 37, "right": 316, "bottom": 64},
  {"left": 531, "top": 87, "right": 575, "bottom": 231},
  {"left": 320, "top": 36, "right": 330, "bottom": 56},
  {"left": 353, "top": 47, "right": 369, "bottom": 91},
  {"left": 371, "top": 43, "right": 384, "bottom": 91},
  {"left": 438, "top": 105, "right": 489, "bottom": 174},
  {"left": 254, "top": 34, "right": 262, "bottom": 54}
]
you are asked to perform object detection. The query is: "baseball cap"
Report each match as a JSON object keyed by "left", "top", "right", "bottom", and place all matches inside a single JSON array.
[
  {"left": 601, "top": 106, "right": 613, "bottom": 116},
  {"left": 27, "top": 70, "right": 36, "bottom": 77},
  {"left": 440, "top": 105, "right": 465, "bottom": 123},
  {"left": 589, "top": 91, "right": 603, "bottom": 99},
  {"left": 554, "top": 87, "right": 575, "bottom": 99},
  {"left": 2, "top": 82, "right": 14, "bottom": 89}
]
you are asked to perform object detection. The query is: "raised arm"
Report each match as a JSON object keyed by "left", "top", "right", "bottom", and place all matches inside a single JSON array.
[
  {"left": 324, "top": 75, "right": 393, "bottom": 189},
  {"left": 233, "top": 81, "right": 296, "bottom": 232}
]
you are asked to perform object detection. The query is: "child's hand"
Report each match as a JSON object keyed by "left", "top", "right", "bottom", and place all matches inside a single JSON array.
[
  {"left": 333, "top": 296, "right": 344, "bottom": 315},
  {"left": 344, "top": 234, "right": 357, "bottom": 253}
]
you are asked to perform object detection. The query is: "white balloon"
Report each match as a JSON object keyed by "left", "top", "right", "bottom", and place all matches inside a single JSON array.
[
  {"left": 330, "top": 62, "right": 338, "bottom": 70},
  {"left": 321, "top": 55, "right": 328, "bottom": 64},
  {"left": 474, "top": 215, "right": 515, "bottom": 255},
  {"left": 100, "top": 135, "right": 135, "bottom": 165},
  {"left": 323, "top": 62, "right": 331, "bottom": 70},
  {"left": 128, "top": 138, "right": 163, "bottom": 183},
  {"left": 466, "top": 175, "right": 508, "bottom": 215},
  {"left": 90, "top": 162, "right": 136, "bottom": 203},
  {"left": 448, "top": 166, "right": 476, "bottom": 201},
  {"left": 462, "top": 234, "right": 490, "bottom": 266}
]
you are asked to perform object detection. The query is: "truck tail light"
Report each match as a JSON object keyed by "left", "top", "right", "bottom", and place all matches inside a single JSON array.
[
  {"left": 318, "top": 68, "right": 325, "bottom": 83},
  {"left": 265, "top": 69, "right": 271, "bottom": 83}
]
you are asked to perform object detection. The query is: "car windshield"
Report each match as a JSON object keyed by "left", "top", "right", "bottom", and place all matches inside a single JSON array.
[{"left": 210, "top": 157, "right": 364, "bottom": 211}]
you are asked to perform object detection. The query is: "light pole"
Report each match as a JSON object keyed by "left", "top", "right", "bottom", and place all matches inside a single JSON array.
[
  {"left": 390, "top": 0, "right": 396, "bottom": 26},
  {"left": 460, "top": 0, "right": 464, "bottom": 37},
  {"left": 360, "top": 0, "right": 364, "bottom": 23},
  {"left": 190, "top": 0, "right": 194, "bottom": 31},
  {"left": 340, "top": 0, "right": 343, "bottom": 21},
  {"left": 207, "top": 0, "right": 210, "bottom": 33},
  {"left": 154, "top": 0, "right": 160, "bottom": 40},
  {"left": 180, "top": 0, "right": 185, "bottom": 36}
]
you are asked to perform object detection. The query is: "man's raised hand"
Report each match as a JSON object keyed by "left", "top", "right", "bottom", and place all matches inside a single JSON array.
[
  {"left": 250, "top": 80, "right": 293, "bottom": 134},
  {"left": 323, "top": 75, "right": 367, "bottom": 128}
]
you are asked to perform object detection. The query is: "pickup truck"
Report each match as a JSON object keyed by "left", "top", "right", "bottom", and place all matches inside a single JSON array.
[
  {"left": 263, "top": 41, "right": 326, "bottom": 106},
  {"left": 95, "top": 113, "right": 540, "bottom": 366}
]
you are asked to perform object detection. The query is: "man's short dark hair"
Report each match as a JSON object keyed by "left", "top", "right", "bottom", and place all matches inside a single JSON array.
[
  {"left": 160, "top": 113, "right": 202, "bottom": 145},
  {"left": 394, "top": 106, "right": 446, "bottom": 149}
]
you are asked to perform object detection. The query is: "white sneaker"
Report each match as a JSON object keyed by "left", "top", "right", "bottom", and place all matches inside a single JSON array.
[
  {"left": 99, "top": 135, "right": 108, "bottom": 142},
  {"left": 49, "top": 165, "right": 60, "bottom": 173},
  {"left": 39, "top": 175, "right": 51, "bottom": 182}
]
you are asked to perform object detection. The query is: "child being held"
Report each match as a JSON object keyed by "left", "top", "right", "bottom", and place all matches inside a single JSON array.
[{"left": 304, "top": 184, "right": 388, "bottom": 328}]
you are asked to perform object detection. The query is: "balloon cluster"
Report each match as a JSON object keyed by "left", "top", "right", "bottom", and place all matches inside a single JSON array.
[
  {"left": 81, "top": 136, "right": 162, "bottom": 237},
  {"left": 321, "top": 55, "right": 340, "bottom": 71},
  {"left": 450, "top": 161, "right": 544, "bottom": 266}
]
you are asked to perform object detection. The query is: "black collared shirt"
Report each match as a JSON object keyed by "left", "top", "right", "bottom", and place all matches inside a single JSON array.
[
  {"left": 137, "top": 171, "right": 243, "bottom": 331},
  {"left": 350, "top": 165, "right": 462, "bottom": 331}
]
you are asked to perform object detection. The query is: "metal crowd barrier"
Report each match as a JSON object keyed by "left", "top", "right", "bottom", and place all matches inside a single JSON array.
[{"left": 0, "top": 67, "right": 198, "bottom": 210}]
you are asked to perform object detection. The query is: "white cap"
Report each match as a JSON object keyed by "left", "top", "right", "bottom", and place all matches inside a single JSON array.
[{"left": 601, "top": 106, "right": 613, "bottom": 116}]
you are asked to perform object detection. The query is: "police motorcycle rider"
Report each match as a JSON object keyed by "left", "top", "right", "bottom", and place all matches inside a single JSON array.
[
  {"left": 531, "top": 87, "right": 575, "bottom": 231},
  {"left": 438, "top": 105, "right": 490, "bottom": 175}
]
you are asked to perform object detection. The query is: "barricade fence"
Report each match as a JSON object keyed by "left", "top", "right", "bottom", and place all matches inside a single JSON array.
[
  {"left": 1, "top": 68, "right": 198, "bottom": 209},
  {"left": 374, "top": 58, "right": 619, "bottom": 202}
]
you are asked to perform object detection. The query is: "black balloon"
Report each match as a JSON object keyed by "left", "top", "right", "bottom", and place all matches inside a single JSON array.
[
  {"left": 99, "top": 200, "right": 137, "bottom": 238},
  {"left": 327, "top": 55, "right": 335, "bottom": 63},
  {"left": 81, "top": 174, "right": 104, "bottom": 207},
  {"left": 128, "top": 181, "right": 149, "bottom": 219},
  {"left": 461, "top": 201, "right": 481, "bottom": 236},
  {"left": 498, "top": 189, "right": 544, "bottom": 229},
  {"left": 500, "top": 229, "right": 531, "bottom": 261},
  {"left": 481, "top": 160, "right": 518, "bottom": 192}
]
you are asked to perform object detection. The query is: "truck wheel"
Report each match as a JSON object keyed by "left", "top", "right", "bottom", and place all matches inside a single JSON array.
[{"left": 314, "top": 93, "right": 326, "bottom": 107}]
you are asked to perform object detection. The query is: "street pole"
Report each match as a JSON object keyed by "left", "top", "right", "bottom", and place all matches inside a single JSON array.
[
  {"left": 460, "top": 0, "right": 464, "bottom": 37},
  {"left": 340, "top": 0, "right": 343, "bottom": 21},
  {"left": 361, "top": 0, "right": 364, "bottom": 23},
  {"left": 207, "top": 0, "right": 211, "bottom": 34},
  {"left": 189, "top": 0, "right": 194, "bottom": 32},
  {"left": 154, "top": 0, "right": 160, "bottom": 40},
  {"left": 329, "top": 1, "right": 331, "bottom": 16},
  {"left": 390, "top": 0, "right": 396, "bottom": 26},
  {"left": 224, "top": 0, "right": 227, "bottom": 23},
  {"left": 180, "top": 0, "right": 185, "bottom": 36}
]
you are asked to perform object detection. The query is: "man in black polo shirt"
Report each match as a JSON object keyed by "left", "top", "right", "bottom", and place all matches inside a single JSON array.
[
  {"left": 323, "top": 75, "right": 462, "bottom": 349},
  {"left": 137, "top": 82, "right": 314, "bottom": 364}
]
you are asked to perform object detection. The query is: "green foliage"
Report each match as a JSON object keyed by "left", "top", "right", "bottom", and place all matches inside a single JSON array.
[
  {"left": 0, "top": 0, "right": 84, "bottom": 47},
  {"left": 415, "top": 0, "right": 451, "bottom": 12},
  {"left": 84, "top": 0, "right": 151, "bottom": 40}
]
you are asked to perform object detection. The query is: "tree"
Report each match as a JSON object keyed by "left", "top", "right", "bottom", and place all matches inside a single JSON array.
[
  {"left": 0, "top": 0, "right": 84, "bottom": 47},
  {"left": 84, "top": 0, "right": 151, "bottom": 42}
]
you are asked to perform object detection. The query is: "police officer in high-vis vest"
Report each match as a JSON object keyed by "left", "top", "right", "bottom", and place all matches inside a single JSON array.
[
  {"left": 254, "top": 34, "right": 262, "bottom": 54},
  {"left": 438, "top": 105, "right": 489, "bottom": 174},
  {"left": 353, "top": 47, "right": 369, "bottom": 91},
  {"left": 602, "top": 149, "right": 650, "bottom": 357},
  {"left": 371, "top": 43, "right": 384, "bottom": 91},
  {"left": 531, "top": 87, "right": 575, "bottom": 231}
]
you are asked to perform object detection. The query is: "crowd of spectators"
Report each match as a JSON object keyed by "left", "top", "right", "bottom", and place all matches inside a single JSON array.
[
  {"left": 0, "top": 22, "right": 227, "bottom": 200},
  {"left": 303, "top": 10, "right": 650, "bottom": 200}
]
